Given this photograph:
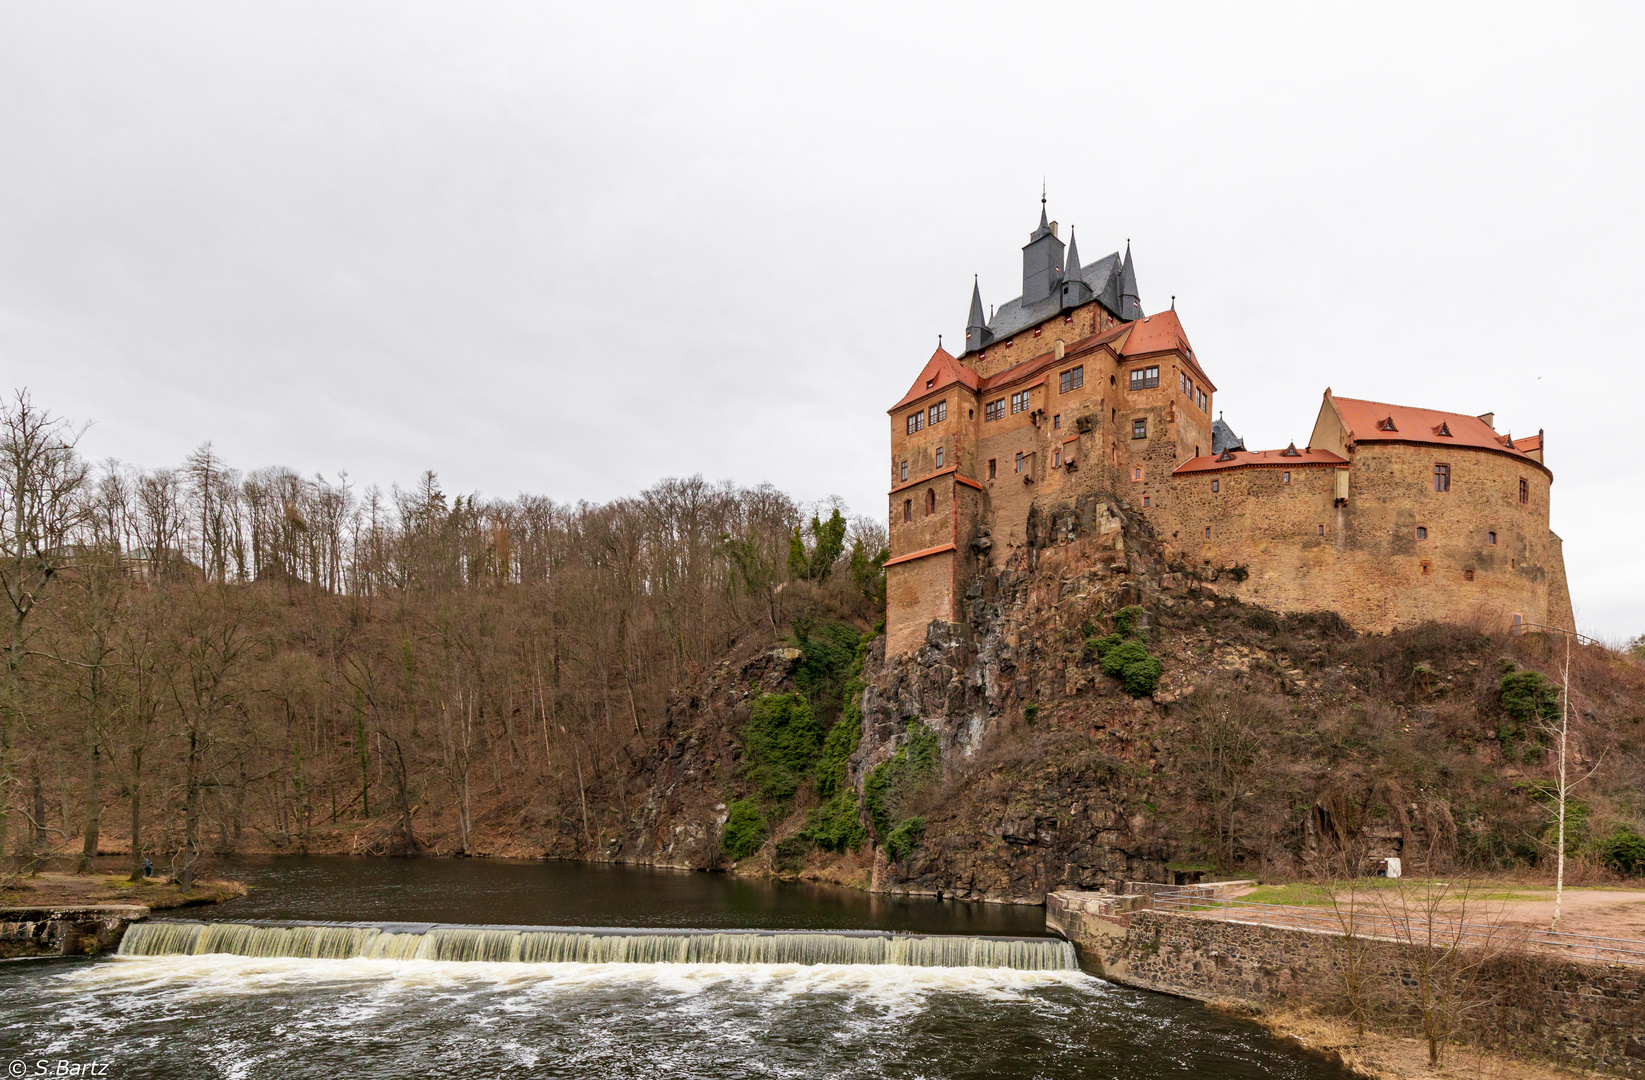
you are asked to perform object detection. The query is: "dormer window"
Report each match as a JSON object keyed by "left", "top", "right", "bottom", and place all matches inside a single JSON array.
[
  {"left": 1281, "top": 442, "right": 1301, "bottom": 457},
  {"left": 925, "top": 378, "right": 934, "bottom": 389},
  {"left": 1378, "top": 416, "right": 1397, "bottom": 432},
  {"left": 1436, "top": 422, "right": 1453, "bottom": 437}
]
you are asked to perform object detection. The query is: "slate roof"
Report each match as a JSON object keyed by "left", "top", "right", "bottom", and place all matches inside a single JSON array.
[
  {"left": 1210, "top": 417, "right": 1244, "bottom": 455},
  {"left": 981, "top": 252, "right": 1123, "bottom": 346}
]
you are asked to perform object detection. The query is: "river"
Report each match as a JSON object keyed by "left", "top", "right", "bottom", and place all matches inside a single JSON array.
[{"left": 0, "top": 858, "right": 1352, "bottom": 1079}]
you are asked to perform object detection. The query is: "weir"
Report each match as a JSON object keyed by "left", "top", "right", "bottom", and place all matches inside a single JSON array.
[{"left": 118, "top": 919, "right": 1077, "bottom": 970}]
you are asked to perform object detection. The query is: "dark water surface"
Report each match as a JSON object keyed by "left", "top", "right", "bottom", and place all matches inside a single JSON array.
[{"left": 0, "top": 857, "right": 1353, "bottom": 1080}]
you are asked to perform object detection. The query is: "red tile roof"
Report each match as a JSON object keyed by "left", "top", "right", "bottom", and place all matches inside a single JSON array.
[
  {"left": 1174, "top": 447, "right": 1347, "bottom": 475},
  {"left": 1331, "top": 396, "right": 1538, "bottom": 460},
  {"left": 883, "top": 542, "right": 957, "bottom": 568},
  {"left": 890, "top": 466, "right": 983, "bottom": 495},
  {"left": 889, "top": 347, "right": 979, "bottom": 412},
  {"left": 1511, "top": 433, "right": 1543, "bottom": 453},
  {"left": 1118, "top": 309, "right": 1215, "bottom": 390}
]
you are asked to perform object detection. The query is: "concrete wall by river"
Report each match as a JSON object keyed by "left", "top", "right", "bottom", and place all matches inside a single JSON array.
[{"left": 1047, "top": 891, "right": 1645, "bottom": 1079}]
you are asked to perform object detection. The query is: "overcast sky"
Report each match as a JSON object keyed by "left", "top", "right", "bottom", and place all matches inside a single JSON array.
[{"left": 2, "top": 3, "right": 1640, "bottom": 639}]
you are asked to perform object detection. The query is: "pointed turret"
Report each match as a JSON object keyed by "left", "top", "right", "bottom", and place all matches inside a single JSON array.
[
  {"left": 1059, "top": 228, "right": 1091, "bottom": 311},
  {"left": 964, "top": 276, "right": 993, "bottom": 353},
  {"left": 1119, "top": 242, "right": 1142, "bottom": 320},
  {"left": 1021, "top": 195, "right": 1065, "bottom": 305}
]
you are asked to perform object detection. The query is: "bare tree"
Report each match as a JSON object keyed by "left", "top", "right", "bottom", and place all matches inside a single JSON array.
[{"left": 0, "top": 391, "right": 90, "bottom": 861}]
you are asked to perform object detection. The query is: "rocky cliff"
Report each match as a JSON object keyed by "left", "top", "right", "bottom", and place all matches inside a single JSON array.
[{"left": 599, "top": 491, "right": 1643, "bottom": 903}]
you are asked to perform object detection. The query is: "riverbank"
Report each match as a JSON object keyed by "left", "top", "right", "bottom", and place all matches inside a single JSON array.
[
  {"left": 1252, "top": 1008, "right": 1615, "bottom": 1080},
  {"left": 1, "top": 870, "right": 246, "bottom": 911}
]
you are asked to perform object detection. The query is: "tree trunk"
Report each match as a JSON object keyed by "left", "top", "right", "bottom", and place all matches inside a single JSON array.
[
  {"left": 127, "top": 748, "right": 143, "bottom": 882},
  {"left": 77, "top": 733, "right": 101, "bottom": 874}
]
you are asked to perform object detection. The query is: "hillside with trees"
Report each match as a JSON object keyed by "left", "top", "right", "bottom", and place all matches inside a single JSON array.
[{"left": 2, "top": 388, "right": 1641, "bottom": 898}]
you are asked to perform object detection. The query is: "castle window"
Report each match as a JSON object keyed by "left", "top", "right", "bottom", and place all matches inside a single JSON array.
[
  {"left": 1204, "top": 526, "right": 1212, "bottom": 539},
  {"left": 1132, "top": 418, "right": 1147, "bottom": 439},
  {"left": 1519, "top": 477, "right": 1529, "bottom": 504},
  {"left": 906, "top": 411, "right": 924, "bottom": 435},
  {"left": 926, "top": 489, "right": 936, "bottom": 514},
  {"left": 1053, "top": 447, "right": 1061, "bottom": 467},
  {"left": 903, "top": 499, "right": 911, "bottom": 522},
  {"left": 926, "top": 378, "right": 934, "bottom": 389},
  {"left": 1011, "top": 390, "right": 1030, "bottom": 414},
  {"left": 985, "top": 399, "right": 1005, "bottom": 422},
  {"left": 1133, "top": 465, "right": 1144, "bottom": 481},
  {"left": 928, "top": 400, "right": 947, "bottom": 425},
  {"left": 1059, "top": 366, "right": 1084, "bottom": 393},
  {"left": 1033, "top": 327, "right": 1042, "bottom": 337},
  {"left": 1211, "top": 479, "right": 1219, "bottom": 493},
  {"left": 1129, "top": 366, "right": 1160, "bottom": 390},
  {"left": 1197, "top": 389, "right": 1206, "bottom": 410},
  {"left": 1317, "top": 524, "right": 1324, "bottom": 535},
  {"left": 1180, "top": 372, "right": 1191, "bottom": 394},
  {"left": 1015, "top": 452, "right": 1024, "bottom": 473},
  {"left": 1282, "top": 471, "right": 1291, "bottom": 484},
  {"left": 1416, "top": 526, "right": 1428, "bottom": 539},
  {"left": 1421, "top": 561, "right": 1432, "bottom": 575},
  {"left": 900, "top": 460, "right": 908, "bottom": 482},
  {"left": 1142, "top": 495, "right": 1151, "bottom": 508},
  {"left": 988, "top": 458, "right": 997, "bottom": 480},
  {"left": 934, "top": 446, "right": 944, "bottom": 468},
  {"left": 1464, "top": 568, "right": 1475, "bottom": 581},
  {"left": 1488, "top": 531, "right": 1497, "bottom": 545},
  {"left": 1433, "top": 463, "right": 1450, "bottom": 492},
  {"left": 1053, "top": 413, "right": 1061, "bottom": 429}
]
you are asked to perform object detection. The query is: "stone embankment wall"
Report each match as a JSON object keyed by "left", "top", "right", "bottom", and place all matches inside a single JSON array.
[
  {"left": 0, "top": 905, "right": 148, "bottom": 958},
  {"left": 1047, "top": 891, "right": 1645, "bottom": 1079}
]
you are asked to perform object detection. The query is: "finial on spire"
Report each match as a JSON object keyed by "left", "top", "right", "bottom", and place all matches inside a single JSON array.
[
  {"left": 937, "top": 334, "right": 942, "bottom": 349},
  {"left": 1171, "top": 295, "right": 1176, "bottom": 310}
]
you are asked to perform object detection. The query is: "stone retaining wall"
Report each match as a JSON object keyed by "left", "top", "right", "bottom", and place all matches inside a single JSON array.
[
  {"left": 0, "top": 905, "right": 148, "bottom": 958},
  {"left": 1047, "top": 892, "right": 1644, "bottom": 1078}
]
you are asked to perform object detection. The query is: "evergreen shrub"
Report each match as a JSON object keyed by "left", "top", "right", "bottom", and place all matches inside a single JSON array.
[{"left": 721, "top": 799, "right": 767, "bottom": 860}]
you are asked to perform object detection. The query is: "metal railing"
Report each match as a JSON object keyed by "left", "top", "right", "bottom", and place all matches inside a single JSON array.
[
  {"left": 1511, "top": 621, "right": 1604, "bottom": 648},
  {"left": 1151, "top": 890, "right": 1645, "bottom": 967}
]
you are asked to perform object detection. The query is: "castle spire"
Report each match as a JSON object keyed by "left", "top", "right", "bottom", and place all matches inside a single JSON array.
[
  {"left": 1119, "top": 241, "right": 1142, "bottom": 320},
  {"left": 964, "top": 275, "right": 994, "bottom": 353},
  {"left": 1058, "top": 227, "right": 1091, "bottom": 311}
]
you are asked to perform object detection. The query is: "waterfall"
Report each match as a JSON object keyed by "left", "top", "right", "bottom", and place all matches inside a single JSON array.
[{"left": 118, "top": 920, "right": 1077, "bottom": 971}]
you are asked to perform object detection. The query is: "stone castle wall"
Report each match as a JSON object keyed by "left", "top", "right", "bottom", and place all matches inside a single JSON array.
[
  {"left": 1047, "top": 900, "right": 1644, "bottom": 1078},
  {"left": 1162, "top": 443, "right": 1570, "bottom": 632}
]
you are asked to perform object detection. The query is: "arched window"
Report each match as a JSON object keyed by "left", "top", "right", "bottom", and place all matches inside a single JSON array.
[{"left": 925, "top": 489, "right": 936, "bottom": 514}]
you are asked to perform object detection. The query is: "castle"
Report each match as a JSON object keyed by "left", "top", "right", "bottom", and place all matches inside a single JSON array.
[{"left": 883, "top": 200, "right": 1574, "bottom": 656}]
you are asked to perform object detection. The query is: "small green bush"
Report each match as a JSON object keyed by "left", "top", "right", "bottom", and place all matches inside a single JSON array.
[
  {"left": 885, "top": 816, "right": 925, "bottom": 862},
  {"left": 1101, "top": 639, "right": 1147, "bottom": 678},
  {"left": 742, "top": 692, "right": 825, "bottom": 802},
  {"left": 1023, "top": 702, "right": 1040, "bottom": 725},
  {"left": 1085, "top": 632, "right": 1123, "bottom": 660},
  {"left": 1500, "top": 669, "right": 1560, "bottom": 725},
  {"left": 801, "top": 789, "right": 866, "bottom": 852},
  {"left": 865, "top": 723, "right": 940, "bottom": 838},
  {"left": 721, "top": 799, "right": 767, "bottom": 860},
  {"left": 1598, "top": 827, "right": 1645, "bottom": 876},
  {"left": 1113, "top": 605, "right": 1146, "bottom": 637},
  {"left": 1120, "top": 651, "right": 1163, "bottom": 696}
]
